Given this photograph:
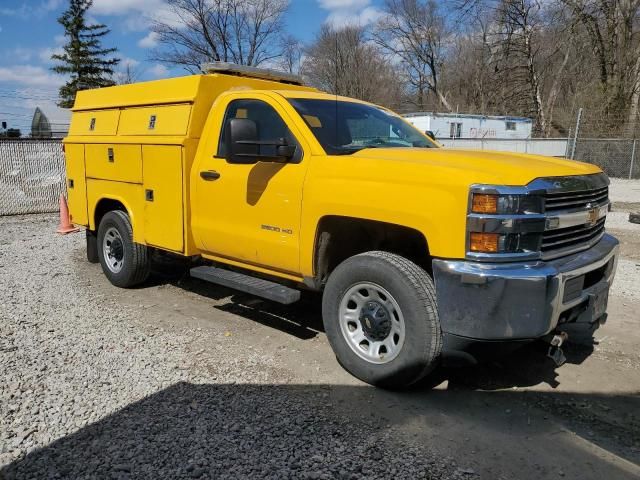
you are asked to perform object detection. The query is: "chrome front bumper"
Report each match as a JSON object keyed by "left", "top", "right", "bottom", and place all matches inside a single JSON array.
[{"left": 432, "top": 233, "right": 619, "bottom": 341}]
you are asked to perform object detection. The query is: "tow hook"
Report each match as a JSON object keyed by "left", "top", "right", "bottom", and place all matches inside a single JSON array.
[{"left": 544, "top": 331, "right": 568, "bottom": 367}]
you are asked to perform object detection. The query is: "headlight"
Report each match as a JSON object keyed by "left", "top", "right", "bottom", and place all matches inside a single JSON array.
[
  {"left": 467, "top": 188, "right": 544, "bottom": 259},
  {"left": 470, "top": 193, "right": 543, "bottom": 215},
  {"left": 468, "top": 231, "right": 542, "bottom": 255}
]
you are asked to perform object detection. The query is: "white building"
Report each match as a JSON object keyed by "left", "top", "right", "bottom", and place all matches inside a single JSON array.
[{"left": 403, "top": 112, "right": 533, "bottom": 140}]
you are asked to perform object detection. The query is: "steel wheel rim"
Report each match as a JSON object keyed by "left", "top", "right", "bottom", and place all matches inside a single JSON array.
[
  {"left": 338, "top": 282, "right": 406, "bottom": 364},
  {"left": 103, "top": 227, "right": 125, "bottom": 274}
]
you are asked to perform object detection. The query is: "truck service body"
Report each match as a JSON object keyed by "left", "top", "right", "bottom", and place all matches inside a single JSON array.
[{"left": 64, "top": 63, "right": 618, "bottom": 387}]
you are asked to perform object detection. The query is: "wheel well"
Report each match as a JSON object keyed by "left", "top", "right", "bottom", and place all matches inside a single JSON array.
[
  {"left": 313, "top": 216, "right": 430, "bottom": 286},
  {"left": 94, "top": 199, "right": 127, "bottom": 231}
]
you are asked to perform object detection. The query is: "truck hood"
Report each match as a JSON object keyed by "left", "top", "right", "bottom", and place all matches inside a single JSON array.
[{"left": 351, "top": 147, "right": 602, "bottom": 185}]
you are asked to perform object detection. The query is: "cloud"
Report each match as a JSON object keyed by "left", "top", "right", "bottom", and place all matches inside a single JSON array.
[
  {"left": 138, "top": 32, "right": 159, "bottom": 48},
  {"left": 4, "top": 47, "right": 35, "bottom": 62},
  {"left": 91, "top": 0, "right": 163, "bottom": 16},
  {"left": 318, "top": 0, "right": 370, "bottom": 9},
  {"left": 90, "top": 0, "right": 180, "bottom": 30},
  {"left": 0, "top": 65, "right": 65, "bottom": 87},
  {"left": 40, "top": 0, "right": 64, "bottom": 12},
  {"left": 39, "top": 46, "right": 64, "bottom": 64},
  {"left": 0, "top": 0, "right": 63, "bottom": 19},
  {"left": 121, "top": 57, "right": 140, "bottom": 68},
  {"left": 317, "top": 0, "right": 382, "bottom": 27},
  {"left": 112, "top": 57, "right": 142, "bottom": 84},
  {"left": 326, "top": 6, "right": 382, "bottom": 27},
  {"left": 0, "top": 5, "right": 29, "bottom": 17},
  {"left": 148, "top": 64, "right": 168, "bottom": 78}
]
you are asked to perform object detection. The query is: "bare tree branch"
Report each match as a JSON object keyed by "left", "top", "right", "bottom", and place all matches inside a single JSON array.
[{"left": 150, "top": 0, "right": 289, "bottom": 71}]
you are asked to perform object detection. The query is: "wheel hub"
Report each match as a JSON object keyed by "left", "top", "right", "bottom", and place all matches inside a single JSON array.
[
  {"left": 109, "top": 238, "right": 123, "bottom": 262},
  {"left": 102, "top": 227, "right": 125, "bottom": 274},
  {"left": 359, "top": 301, "right": 392, "bottom": 341}
]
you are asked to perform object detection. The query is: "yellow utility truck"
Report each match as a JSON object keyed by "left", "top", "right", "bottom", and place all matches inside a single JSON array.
[{"left": 64, "top": 63, "right": 618, "bottom": 388}]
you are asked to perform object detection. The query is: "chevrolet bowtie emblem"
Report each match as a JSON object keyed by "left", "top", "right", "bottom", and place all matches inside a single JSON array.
[{"left": 587, "top": 207, "right": 599, "bottom": 226}]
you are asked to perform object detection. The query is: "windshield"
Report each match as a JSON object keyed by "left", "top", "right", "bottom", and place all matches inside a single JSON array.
[{"left": 288, "top": 98, "right": 437, "bottom": 155}]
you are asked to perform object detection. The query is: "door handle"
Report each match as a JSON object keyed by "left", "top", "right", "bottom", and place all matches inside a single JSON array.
[{"left": 200, "top": 170, "right": 221, "bottom": 181}]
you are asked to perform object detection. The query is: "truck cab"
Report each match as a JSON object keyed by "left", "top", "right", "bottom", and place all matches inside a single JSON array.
[{"left": 64, "top": 63, "right": 618, "bottom": 388}]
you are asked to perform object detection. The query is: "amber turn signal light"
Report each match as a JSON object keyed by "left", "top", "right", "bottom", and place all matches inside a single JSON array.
[
  {"left": 472, "top": 193, "right": 498, "bottom": 214},
  {"left": 469, "top": 232, "right": 500, "bottom": 253}
]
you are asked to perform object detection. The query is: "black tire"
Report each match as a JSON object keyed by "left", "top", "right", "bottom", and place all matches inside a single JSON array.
[
  {"left": 86, "top": 230, "right": 99, "bottom": 263},
  {"left": 322, "top": 251, "right": 442, "bottom": 389},
  {"left": 97, "top": 210, "right": 150, "bottom": 288}
]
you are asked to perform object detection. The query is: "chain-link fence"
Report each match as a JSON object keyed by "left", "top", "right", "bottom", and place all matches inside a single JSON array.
[
  {"left": 0, "top": 135, "right": 636, "bottom": 218},
  {"left": 567, "top": 138, "right": 639, "bottom": 179},
  {"left": 0, "top": 139, "right": 66, "bottom": 216},
  {"left": 564, "top": 107, "right": 639, "bottom": 179}
]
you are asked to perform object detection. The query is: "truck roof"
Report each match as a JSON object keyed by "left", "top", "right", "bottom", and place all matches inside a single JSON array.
[{"left": 72, "top": 72, "right": 316, "bottom": 112}]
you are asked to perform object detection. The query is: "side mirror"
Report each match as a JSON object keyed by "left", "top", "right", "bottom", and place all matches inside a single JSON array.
[
  {"left": 276, "top": 143, "right": 296, "bottom": 160},
  {"left": 226, "top": 118, "right": 259, "bottom": 164},
  {"left": 225, "top": 117, "right": 296, "bottom": 164},
  {"left": 425, "top": 130, "right": 436, "bottom": 141}
]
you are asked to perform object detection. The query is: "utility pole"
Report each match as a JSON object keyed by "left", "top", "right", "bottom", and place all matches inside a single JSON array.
[
  {"left": 564, "top": 127, "right": 572, "bottom": 158},
  {"left": 630, "top": 139, "right": 637, "bottom": 179},
  {"left": 570, "top": 108, "right": 582, "bottom": 160}
]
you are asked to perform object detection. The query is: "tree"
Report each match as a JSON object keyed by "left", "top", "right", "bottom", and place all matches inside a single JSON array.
[
  {"left": 52, "top": 0, "right": 120, "bottom": 108},
  {"left": 151, "top": 0, "right": 289, "bottom": 73},
  {"left": 302, "top": 25, "right": 404, "bottom": 108},
  {"left": 490, "top": 0, "right": 548, "bottom": 136},
  {"left": 279, "top": 35, "right": 304, "bottom": 75},
  {"left": 374, "top": 0, "right": 451, "bottom": 111},
  {"left": 115, "top": 62, "right": 142, "bottom": 85},
  {"left": 558, "top": 0, "right": 640, "bottom": 131}
]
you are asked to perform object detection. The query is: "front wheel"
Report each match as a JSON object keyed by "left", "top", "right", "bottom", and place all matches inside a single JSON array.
[
  {"left": 322, "top": 251, "right": 442, "bottom": 388},
  {"left": 97, "top": 210, "right": 150, "bottom": 288}
]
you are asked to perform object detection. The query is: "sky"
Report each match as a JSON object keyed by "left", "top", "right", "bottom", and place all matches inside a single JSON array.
[{"left": 0, "top": 0, "right": 385, "bottom": 133}]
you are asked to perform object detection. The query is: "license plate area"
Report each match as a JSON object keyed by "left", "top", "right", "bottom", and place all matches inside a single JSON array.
[{"left": 587, "top": 281, "right": 609, "bottom": 322}]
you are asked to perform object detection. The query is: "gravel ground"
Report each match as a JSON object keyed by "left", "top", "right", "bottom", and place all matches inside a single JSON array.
[
  {"left": 610, "top": 178, "right": 640, "bottom": 207},
  {"left": 0, "top": 215, "right": 459, "bottom": 479},
  {"left": 605, "top": 211, "right": 640, "bottom": 231},
  {"left": 610, "top": 258, "right": 640, "bottom": 302},
  {"left": 1, "top": 213, "right": 639, "bottom": 480}
]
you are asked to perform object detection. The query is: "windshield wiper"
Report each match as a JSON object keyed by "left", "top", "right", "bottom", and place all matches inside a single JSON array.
[{"left": 330, "top": 146, "right": 366, "bottom": 155}]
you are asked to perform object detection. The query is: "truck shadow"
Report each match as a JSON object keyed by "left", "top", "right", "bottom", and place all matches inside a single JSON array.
[
  {"left": 144, "top": 260, "right": 599, "bottom": 391},
  {"left": 436, "top": 339, "right": 596, "bottom": 392},
  {"left": 2, "top": 382, "right": 638, "bottom": 479},
  {"left": 142, "top": 257, "right": 326, "bottom": 340},
  {"left": 179, "top": 275, "right": 324, "bottom": 341}
]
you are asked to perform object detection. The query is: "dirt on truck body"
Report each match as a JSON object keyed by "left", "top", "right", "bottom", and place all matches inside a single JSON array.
[{"left": 63, "top": 62, "right": 618, "bottom": 388}]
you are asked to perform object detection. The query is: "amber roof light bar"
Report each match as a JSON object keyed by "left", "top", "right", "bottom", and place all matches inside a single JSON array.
[{"left": 201, "top": 62, "right": 304, "bottom": 86}]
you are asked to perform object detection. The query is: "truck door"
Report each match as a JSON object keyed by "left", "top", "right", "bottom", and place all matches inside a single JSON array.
[{"left": 192, "top": 95, "right": 308, "bottom": 275}]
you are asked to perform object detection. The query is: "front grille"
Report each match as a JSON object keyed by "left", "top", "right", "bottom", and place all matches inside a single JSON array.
[
  {"left": 544, "top": 186, "right": 608, "bottom": 212},
  {"left": 541, "top": 217, "right": 606, "bottom": 253}
]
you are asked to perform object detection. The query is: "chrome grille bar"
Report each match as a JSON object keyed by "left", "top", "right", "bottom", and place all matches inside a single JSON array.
[
  {"left": 541, "top": 218, "right": 606, "bottom": 251},
  {"left": 545, "top": 186, "right": 609, "bottom": 212}
]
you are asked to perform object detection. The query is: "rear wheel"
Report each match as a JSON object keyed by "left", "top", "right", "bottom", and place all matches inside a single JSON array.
[
  {"left": 322, "top": 251, "right": 441, "bottom": 388},
  {"left": 97, "top": 210, "right": 150, "bottom": 288}
]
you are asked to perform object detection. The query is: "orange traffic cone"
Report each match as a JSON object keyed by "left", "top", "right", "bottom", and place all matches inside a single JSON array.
[{"left": 56, "top": 194, "right": 79, "bottom": 235}]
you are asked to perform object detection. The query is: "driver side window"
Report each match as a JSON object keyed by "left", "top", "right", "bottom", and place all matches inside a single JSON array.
[{"left": 217, "top": 99, "right": 294, "bottom": 158}]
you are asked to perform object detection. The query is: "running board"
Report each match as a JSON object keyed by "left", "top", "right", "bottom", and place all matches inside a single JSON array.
[{"left": 190, "top": 266, "right": 301, "bottom": 305}]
